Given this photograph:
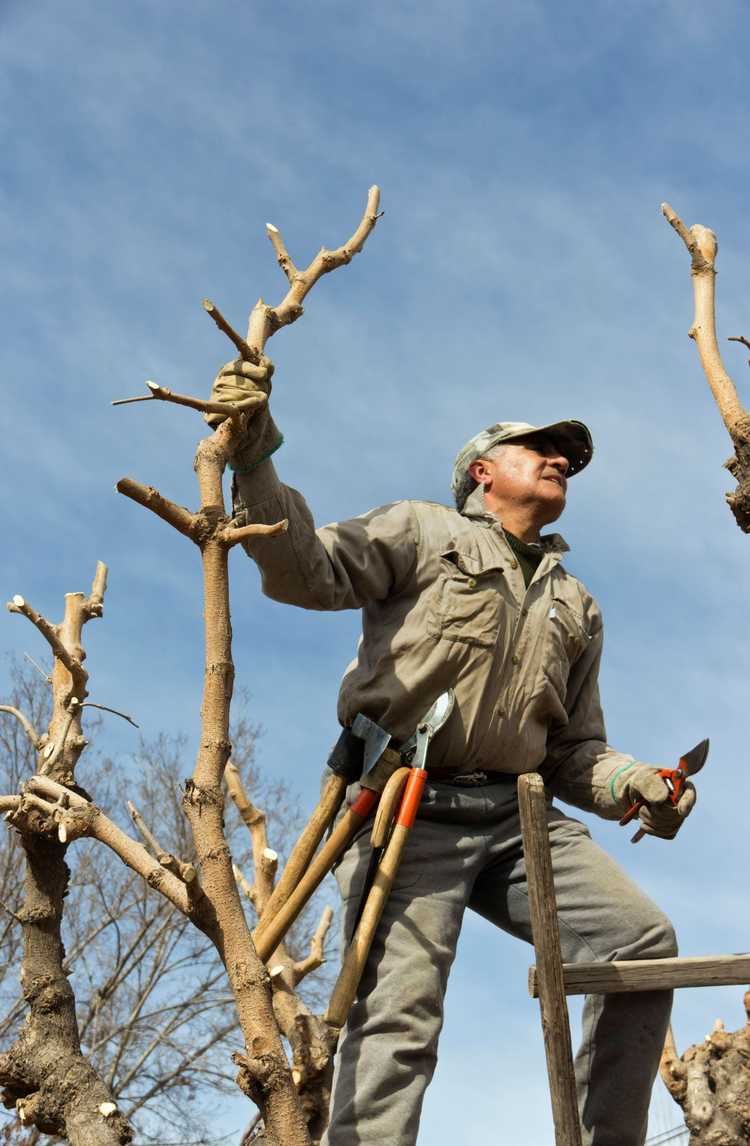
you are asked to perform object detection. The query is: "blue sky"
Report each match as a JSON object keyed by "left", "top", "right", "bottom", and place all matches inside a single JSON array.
[{"left": 2, "top": 1, "right": 749, "bottom": 1141}]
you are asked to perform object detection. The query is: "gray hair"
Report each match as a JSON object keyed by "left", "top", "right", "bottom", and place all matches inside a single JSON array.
[{"left": 452, "top": 443, "right": 506, "bottom": 511}]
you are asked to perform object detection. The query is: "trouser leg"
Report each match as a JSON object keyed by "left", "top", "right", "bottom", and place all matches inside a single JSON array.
[
  {"left": 322, "top": 788, "right": 489, "bottom": 1146},
  {"left": 470, "top": 804, "right": 676, "bottom": 1146}
]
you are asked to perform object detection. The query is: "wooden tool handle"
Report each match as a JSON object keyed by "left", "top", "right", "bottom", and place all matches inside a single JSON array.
[
  {"left": 257, "top": 772, "right": 348, "bottom": 929},
  {"left": 253, "top": 786, "right": 378, "bottom": 961}
]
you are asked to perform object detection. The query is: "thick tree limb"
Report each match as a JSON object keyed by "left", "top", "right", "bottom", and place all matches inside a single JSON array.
[
  {"left": 662, "top": 201, "right": 750, "bottom": 531},
  {"left": 26, "top": 778, "right": 200, "bottom": 923}
]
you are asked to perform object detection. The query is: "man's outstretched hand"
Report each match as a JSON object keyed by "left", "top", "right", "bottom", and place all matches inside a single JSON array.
[
  {"left": 624, "top": 766, "right": 696, "bottom": 840},
  {"left": 206, "top": 356, "right": 283, "bottom": 473}
]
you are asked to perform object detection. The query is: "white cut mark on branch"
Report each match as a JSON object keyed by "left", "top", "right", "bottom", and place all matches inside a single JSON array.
[{"left": 266, "top": 223, "right": 299, "bottom": 284}]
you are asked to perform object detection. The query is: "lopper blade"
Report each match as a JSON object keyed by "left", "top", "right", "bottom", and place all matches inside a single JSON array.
[{"left": 680, "top": 738, "right": 710, "bottom": 776}]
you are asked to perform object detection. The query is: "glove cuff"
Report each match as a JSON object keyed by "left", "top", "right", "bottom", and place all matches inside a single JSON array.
[
  {"left": 608, "top": 760, "right": 638, "bottom": 806},
  {"left": 229, "top": 432, "right": 284, "bottom": 474}
]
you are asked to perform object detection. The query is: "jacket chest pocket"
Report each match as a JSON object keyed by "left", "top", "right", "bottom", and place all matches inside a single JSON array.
[
  {"left": 543, "top": 595, "right": 590, "bottom": 692},
  {"left": 427, "top": 549, "right": 506, "bottom": 649}
]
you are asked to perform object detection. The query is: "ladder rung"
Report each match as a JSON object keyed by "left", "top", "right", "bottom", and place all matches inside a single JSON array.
[{"left": 528, "top": 953, "right": 750, "bottom": 998}]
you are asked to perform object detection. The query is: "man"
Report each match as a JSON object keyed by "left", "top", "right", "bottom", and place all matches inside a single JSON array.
[{"left": 209, "top": 357, "right": 696, "bottom": 1146}]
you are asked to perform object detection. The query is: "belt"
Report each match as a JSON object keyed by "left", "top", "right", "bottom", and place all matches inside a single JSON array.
[{"left": 429, "top": 770, "right": 515, "bottom": 788}]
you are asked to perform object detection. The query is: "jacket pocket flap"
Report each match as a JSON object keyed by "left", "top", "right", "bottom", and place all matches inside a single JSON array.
[{"left": 442, "top": 548, "right": 505, "bottom": 578}]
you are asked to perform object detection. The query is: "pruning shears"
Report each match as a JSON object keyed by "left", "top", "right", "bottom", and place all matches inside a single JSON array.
[{"left": 619, "top": 738, "right": 709, "bottom": 844}]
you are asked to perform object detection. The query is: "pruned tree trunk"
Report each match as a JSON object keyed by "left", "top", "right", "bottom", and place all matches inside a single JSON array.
[
  {"left": 0, "top": 572, "right": 132, "bottom": 1144},
  {"left": 660, "top": 995, "right": 750, "bottom": 1144},
  {"left": 662, "top": 203, "right": 750, "bottom": 530}
]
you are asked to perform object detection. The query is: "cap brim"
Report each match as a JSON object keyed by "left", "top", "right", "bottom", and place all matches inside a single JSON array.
[{"left": 500, "top": 420, "right": 593, "bottom": 476}]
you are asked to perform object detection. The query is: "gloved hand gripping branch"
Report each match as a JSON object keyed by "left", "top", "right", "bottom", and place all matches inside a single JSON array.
[{"left": 206, "top": 356, "right": 283, "bottom": 473}]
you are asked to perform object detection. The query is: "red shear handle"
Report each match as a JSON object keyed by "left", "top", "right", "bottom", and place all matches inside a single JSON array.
[
  {"left": 619, "top": 799, "right": 643, "bottom": 827},
  {"left": 397, "top": 768, "right": 427, "bottom": 828},
  {"left": 350, "top": 787, "right": 380, "bottom": 818},
  {"left": 619, "top": 766, "right": 682, "bottom": 827}
]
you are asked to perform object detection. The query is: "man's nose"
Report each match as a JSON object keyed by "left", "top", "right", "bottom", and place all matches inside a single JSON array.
[{"left": 549, "top": 453, "right": 569, "bottom": 475}]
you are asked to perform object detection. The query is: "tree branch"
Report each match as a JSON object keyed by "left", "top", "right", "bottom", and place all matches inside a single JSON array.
[
  {"left": 112, "top": 380, "right": 267, "bottom": 420},
  {"left": 291, "top": 906, "right": 333, "bottom": 985},
  {"left": 662, "top": 201, "right": 750, "bottom": 531},
  {"left": 661, "top": 202, "right": 750, "bottom": 441},
  {"left": 202, "top": 299, "right": 261, "bottom": 364},
  {"left": 86, "top": 561, "right": 109, "bottom": 619},
  {"left": 218, "top": 519, "right": 288, "bottom": 546},
  {"left": 245, "top": 185, "right": 381, "bottom": 354},
  {"left": 0, "top": 705, "right": 42, "bottom": 750},
  {"left": 6, "top": 597, "right": 87, "bottom": 698},
  {"left": 26, "top": 778, "right": 198, "bottom": 922},
  {"left": 115, "top": 479, "right": 202, "bottom": 542}
]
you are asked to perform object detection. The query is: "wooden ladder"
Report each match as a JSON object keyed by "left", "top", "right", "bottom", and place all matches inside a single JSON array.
[{"left": 517, "top": 773, "right": 750, "bottom": 1146}]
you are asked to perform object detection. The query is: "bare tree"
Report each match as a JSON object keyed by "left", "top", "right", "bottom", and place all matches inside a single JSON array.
[
  {"left": 0, "top": 665, "right": 334, "bottom": 1145},
  {"left": 0, "top": 187, "right": 380, "bottom": 1145}
]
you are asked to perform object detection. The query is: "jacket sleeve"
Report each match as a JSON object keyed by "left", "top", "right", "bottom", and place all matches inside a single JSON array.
[
  {"left": 231, "top": 460, "right": 419, "bottom": 611},
  {"left": 542, "top": 607, "right": 638, "bottom": 820}
]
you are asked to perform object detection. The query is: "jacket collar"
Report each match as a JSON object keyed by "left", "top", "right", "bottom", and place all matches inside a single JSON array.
[{"left": 459, "top": 485, "right": 570, "bottom": 555}]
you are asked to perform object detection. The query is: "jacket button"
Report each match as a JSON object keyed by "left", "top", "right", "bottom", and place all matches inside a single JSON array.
[
  {"left": 467, "top": 578, "right": 477, "bottom": 588},
  {"left": 509, "top": 559, "right": 519, "bottom": 569},
  {"left": 511, "top": 654, "right": 521, "bottom": 666}
]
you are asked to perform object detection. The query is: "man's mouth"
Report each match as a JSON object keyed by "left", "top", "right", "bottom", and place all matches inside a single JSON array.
[{"left": 542, "top": 473, "right": 566, "bottom": 489}]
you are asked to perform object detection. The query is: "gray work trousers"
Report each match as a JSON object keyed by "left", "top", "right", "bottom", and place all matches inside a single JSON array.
[{"left": 323, "top": 778, "right": 676, "bottom": 1146}]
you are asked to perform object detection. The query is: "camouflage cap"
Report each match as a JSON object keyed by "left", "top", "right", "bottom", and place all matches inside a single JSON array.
[{"left": 451, "top": 420, "right": 594, "bottom": 509}]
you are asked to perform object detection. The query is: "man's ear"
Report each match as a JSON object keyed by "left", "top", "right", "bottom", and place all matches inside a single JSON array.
[{"left": 468, "top": 458, "right": 490, "bottom": 487}]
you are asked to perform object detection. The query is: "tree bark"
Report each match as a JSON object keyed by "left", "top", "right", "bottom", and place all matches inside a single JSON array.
[{"left": 660, "top": 994, "right": 750, "bottom": 1144}]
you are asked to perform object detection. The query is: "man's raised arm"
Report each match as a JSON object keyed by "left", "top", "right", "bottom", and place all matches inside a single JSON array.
[{"left": 208, "top": 358, "right": 419, "bottom": 612}]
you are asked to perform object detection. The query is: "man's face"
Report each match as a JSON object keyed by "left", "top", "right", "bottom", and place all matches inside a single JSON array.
[{"left": 468, "top": 434, "right": 570, "bottom": 523}]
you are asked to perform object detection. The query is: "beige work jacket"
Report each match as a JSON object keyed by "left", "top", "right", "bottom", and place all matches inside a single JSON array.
[{"left": 235, "top": 464, "right": 635, "bottom": 818}]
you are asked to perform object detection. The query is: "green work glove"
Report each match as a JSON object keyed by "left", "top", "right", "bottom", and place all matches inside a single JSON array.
[
  {"left": 205, "top": 356, "right": 283, "bottom": 473},
  {"left": 620, "top": 765, "right": 696, "bottom": 840}
]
